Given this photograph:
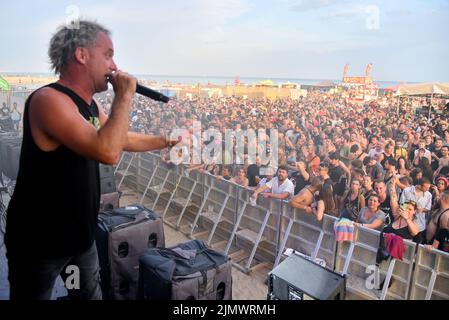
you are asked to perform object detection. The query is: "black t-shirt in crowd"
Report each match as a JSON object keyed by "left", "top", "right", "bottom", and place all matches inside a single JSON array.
[
  {"left": 290, "top": 171, "right": 309, "bottom": 195},
  {"left": 329, "top": 165, "right": 344, "bottom": 185},
  {"left": 247, "top": 164, "right": 260, "bottom": 187},
  {"left": 382, "top": 224, "right": 414, "bottom": 240},
  {"left": 435, "top": 228, "right": 449, "bottom": 253},
  {"left": 380, "top": 195, "right": 393, "bottom": 225}
]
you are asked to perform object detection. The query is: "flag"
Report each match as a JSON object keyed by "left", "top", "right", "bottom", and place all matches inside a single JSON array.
[{"left": 0, "top": 76, "right": 11, "bottom": 91}]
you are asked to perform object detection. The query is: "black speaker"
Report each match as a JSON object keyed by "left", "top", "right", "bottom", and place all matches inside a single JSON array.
[
  {"left": 0, "top": 135, "right": 22, "bottom": 179},
  {"left": 268, "top": 254, "right": 346, "bottom": 300},
  {"left": 99, "top": 191, "right": 120, "bottom": 212},
  {"left": 5, "top": 144, "right": 21, "bottom": 180}
]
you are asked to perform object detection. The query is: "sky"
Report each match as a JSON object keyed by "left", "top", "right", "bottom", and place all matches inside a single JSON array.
[{"left": 0, "top": 0, "right": 448, "bottom": 82}]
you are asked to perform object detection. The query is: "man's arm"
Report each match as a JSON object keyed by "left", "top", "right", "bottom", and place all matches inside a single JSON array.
[
  {"left": 288, "top": 192, "right": 312, "bottom": 213},
  {"left": 266, "top": 192, "right": 290, "bottom": 200},
  {"left": 252, "top": 184, "right": 270, "bottom": 198},
  {"left": 30, "top": 72, "right": 136, "bottom": 165},
  {"left": 124, "top": 131, "right": 171, "bottom": 152},
  {"left": 98, "top": 106, "right": 179, "bottom": 153}
]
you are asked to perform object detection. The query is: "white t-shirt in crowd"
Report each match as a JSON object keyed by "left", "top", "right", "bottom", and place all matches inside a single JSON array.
[
  {"left": 265, "top": 177, "right": 295, "bottom": 200},
  {"left": 399, "top": 185, "right": 432, "bottom": 232}
]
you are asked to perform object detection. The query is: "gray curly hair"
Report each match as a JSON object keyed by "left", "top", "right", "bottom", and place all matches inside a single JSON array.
[{"left": 48, "top": 20, "right": 110, "bottom": 75}]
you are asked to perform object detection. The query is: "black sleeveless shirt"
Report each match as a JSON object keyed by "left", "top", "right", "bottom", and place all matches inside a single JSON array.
[{"left": 5, "top": 83, "right": 100, "bottom": 259}]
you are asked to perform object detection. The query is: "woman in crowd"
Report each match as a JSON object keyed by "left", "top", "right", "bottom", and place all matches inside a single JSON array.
[
  {"left": 341, "top": 179, "right": 365, "bottom": 221},
  {"left": 231, "top": 167, "right": 249, "bottom": 187},
  {"left": 431, "top": 176, "right": 449, "bottom": 210},
  {"left": 311, "top": 183, "right": 336, "bottom": 221},
  {"left": 355, "top": 194, "right": 387, "bottom": 230},
  {"left": 396, "top": 156, "right": 411, "bottom": 177},
  {"left": 362, "top": 175, "right": 376, "bottom": 203},
  {"left": 382, "top": 200, "right": 419, "bottom": 240}
]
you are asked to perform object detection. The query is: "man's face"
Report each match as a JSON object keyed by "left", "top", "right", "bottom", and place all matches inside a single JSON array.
[
  {"left": 87, "top": 31, "right": 118, "bottom": 93},
  {"left": 420, "top": 183, "right": 431, "bottom": 193},
  {"left": 435, "top": 140, "right": 443, "bottom": 148},
  {"left": 278, "top": 169, "right": 288, "bottom": 181},
  {"left": 374, "top": 182, "right": 386, "bottom": 196},
  {"left": 442, "top": 147, "right": 449, "bottom": 156}
]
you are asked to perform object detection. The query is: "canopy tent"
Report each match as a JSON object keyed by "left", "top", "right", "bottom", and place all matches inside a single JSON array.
[
  {"left": 394, "top": 82, "right": 449, "bottom": 117},
  {"left": 396, "top": 82, "right": 449, "bottom": 96},
  {"left": 0, "top": 76, "right": 11, "bottom": 91}
]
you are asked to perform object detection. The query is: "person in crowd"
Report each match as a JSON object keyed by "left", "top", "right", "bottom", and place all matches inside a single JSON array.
[
  {"left": 340, "top": 178, "right": 365, "bottom": 220},
  {"left": 251, "top": 165, "right": 295, "bottom": 201},
  {"left": 289, "top": 176, "right": 324, "bottom": 214},
  {"left": 311, "top": 183, "right": 336, "bottom": 220},
  {"left": 396, "top": 156, "right": 411, "bottom": 177},
  {"left": 355, "top": 194, "right": 387, "bottom": 230},
  {"left": 431, "top": 176, "right": 449, "bottom": 210},
  {"left": 364, "top": 156, "right": 385, "bottom": 181},
  {"left": 362, "top": 175, "right": 376, "bottom": 203},
  {"left": 230, "top": 167, "right": 249, "bottom": 187},
  {"left": 427, "top": 190, "right": 449, "bottom": 243},
  {"left": 374, "top": 179, "right": 399, "bottom": 225},
  {"left": 382, "top": 201, "right": 419, "bottom": 240},
  {"left": 400, "top": 177, "right": 433, "bottom": 242},
  {"left": 289, "top": 161, "right": 310, "bottom": 196}
]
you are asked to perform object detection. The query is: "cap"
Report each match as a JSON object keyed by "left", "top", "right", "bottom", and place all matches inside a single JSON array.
[{"left": 436, "top": 176, "right": 449, "bottom": 186}]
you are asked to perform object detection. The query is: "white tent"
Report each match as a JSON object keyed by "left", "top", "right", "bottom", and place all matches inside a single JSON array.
[
  {"left": 396, "top": 82, "right": 449, "bottom": 96},
  {"left": 395, "top": 82, "right": 449, "bottom": 117}
]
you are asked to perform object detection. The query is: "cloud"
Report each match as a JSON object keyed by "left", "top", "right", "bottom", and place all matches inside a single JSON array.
[
  {"left": 289, "top": 0, "right": 346, "bottom": 12},
  {"left": 385, "top": 9, "right": 412, "bottom": 17}
]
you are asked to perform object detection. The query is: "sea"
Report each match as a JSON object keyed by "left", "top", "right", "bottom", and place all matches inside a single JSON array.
[{"left": 1, "top": 72, "right": 415, "bottom": 89}]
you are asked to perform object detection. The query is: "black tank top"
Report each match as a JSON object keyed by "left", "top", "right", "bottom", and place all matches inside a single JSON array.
[
  {"left": 5, "top": 83, "right": 100, "bottom": 259},
  {"left": 380, "top": 153, "right": 395, "bottom": 168}
]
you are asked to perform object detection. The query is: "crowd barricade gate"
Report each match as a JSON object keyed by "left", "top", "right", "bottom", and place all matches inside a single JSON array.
[
  {"left": 409, "top": 244, "right": 449, "bottom": 300},
  {"left": 116, "top": 152, "right": 136, "bottom": 190},
  {"left": 335, "top": 226, "right": 416, "bottom": 300},
  {"left": 161, "top": 165, "right": 199, "bottom": 230},
  {"left": 139, "top": 164, "right": 172, "bottom": 211},
  {"left": 187, "top": 173, "right": 232, "bottom": 246},
  {"left": 223, "top": 189, "right": 273, "bottom": 274}
]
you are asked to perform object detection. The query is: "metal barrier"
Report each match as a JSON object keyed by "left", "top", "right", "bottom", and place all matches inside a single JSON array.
[
  {"left": 335, "top": 226, "right": 416, "bottom": 300},
  {"left": 409, "top": 245, "right": 449, "bottom": 300},
  {"left": 114, "top": 152, "right": 449, "bottom": 300},
  {"left": 273, "top": 207, "right": 338, "bottom": 270},
  {"left": 223, "top": 188, "right": 277, "bottom": 274}
]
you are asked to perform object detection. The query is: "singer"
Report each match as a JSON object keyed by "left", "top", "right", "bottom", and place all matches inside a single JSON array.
[{"left": 4, "top": 20, "right": 179, "bottom": 300}]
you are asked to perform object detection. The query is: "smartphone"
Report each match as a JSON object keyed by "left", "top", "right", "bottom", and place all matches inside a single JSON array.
[{"left": 400, "top": 203, "right": 407, "bottom": 211}]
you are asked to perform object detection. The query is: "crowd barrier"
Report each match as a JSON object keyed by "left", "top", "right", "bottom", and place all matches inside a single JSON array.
[
  {"left": 114, "top": 151, "right": 449, "bottom": 300},
  {"left": 409, "top": 244, "right": 449, "bottom": 300}
]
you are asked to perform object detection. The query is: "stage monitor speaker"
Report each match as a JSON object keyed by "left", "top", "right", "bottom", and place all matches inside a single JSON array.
[
  {"left": 6, "top": 144, "right": 21, "bottom": 180},
  {"left": 268, "top": 253, "right": 346, "bottom": 300}
]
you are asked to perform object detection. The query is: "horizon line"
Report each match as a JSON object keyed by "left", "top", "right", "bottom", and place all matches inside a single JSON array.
[{"left": 0, "top": 71, "right": 439, "bottom": 84}]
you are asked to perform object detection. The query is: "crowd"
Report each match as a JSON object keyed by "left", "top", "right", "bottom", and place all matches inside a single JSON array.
[
  {"left": 0, "top": 102, "right": 21, "bottom": 132},
  {"left": 99, "top": 89, "right": 449, "bottom": 253}
]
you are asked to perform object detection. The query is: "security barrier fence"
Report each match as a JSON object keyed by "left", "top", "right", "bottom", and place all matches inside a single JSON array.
[{"left": 115, "top": 151, "right": 449, "bottom": 300}]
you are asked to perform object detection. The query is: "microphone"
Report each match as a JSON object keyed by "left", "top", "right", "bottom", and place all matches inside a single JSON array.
[
  {"left": 136, "top": 83, "right": 170, "bottom": 103},
  {"left": 106, "top": 75, "right": 170, "bottom": 103}
]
